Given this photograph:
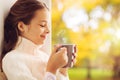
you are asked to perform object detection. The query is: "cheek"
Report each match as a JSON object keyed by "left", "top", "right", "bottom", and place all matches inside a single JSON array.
[
  {"left": 39, "top": 28, "right": 45, "bottom": 34},
  {"left": 27, "top": 26, "right": 45, "bottom": 38},
  {"left": 31, "top": 28, "right": 44, "bottom": 37},
  {"left": 29, "top": 28, "right": 46, "bottom": 44}
]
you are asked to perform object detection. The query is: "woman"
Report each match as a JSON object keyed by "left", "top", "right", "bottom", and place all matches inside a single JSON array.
[{"left": 1, "top": 0, "right": 75, "bottom": 80}]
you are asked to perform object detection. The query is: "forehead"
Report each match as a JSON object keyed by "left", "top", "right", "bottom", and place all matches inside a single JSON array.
[{"left": 32, "top": 9, "right": 49, "bottom": 23}]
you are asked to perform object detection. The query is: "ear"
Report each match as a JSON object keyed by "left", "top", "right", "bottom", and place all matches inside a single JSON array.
[{"left": 17, "top": 21, "right": 28, "bottom": 33}]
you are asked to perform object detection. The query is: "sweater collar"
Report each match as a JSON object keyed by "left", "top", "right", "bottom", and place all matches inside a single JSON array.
[{"left": 14, "top": 36, "right": 42, "bottom": 55}]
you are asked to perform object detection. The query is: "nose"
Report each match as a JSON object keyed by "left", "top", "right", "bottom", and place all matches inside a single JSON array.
[{"left": 45, "top": 26, "right": 50, "bottom": 34}]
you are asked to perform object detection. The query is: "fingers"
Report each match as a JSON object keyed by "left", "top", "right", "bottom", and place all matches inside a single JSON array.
[
  {"left": 52, "top": 44, "right": 62, "bottom": 54},
  {"left": 71, "top": 58, "right": 77, "bottom": 64},
  {"left": 57, "top": 47, "right": 68, "bottom": 66},
  {"left": 72, "top": 52, "right": 77, "bottom": 59},
  {"left": 71, "top": 53, "right": 77, "bottom": 64},
  {"left": 56, "top": 47, "right": 67, "bottom": 54}
]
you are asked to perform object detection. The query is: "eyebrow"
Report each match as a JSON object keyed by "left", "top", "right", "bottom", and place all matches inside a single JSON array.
[{"left": 40, "top": 20, "right": 48, "bottom": 23}]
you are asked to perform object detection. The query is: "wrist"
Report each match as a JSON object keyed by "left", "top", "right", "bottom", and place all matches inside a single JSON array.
[
  {"left": 44, "top": 72, "right": 56, "bottom": 80},
  {"left": 46, "top": 66, "right": 57, "bottom": 74},
  {"left": 59, "top": 68, "right": 68, "bottom": 76}
]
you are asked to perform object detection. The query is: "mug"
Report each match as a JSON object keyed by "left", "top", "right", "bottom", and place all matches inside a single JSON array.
[{"left": 55, "top": 44, "right": 76, "bottom": 68}]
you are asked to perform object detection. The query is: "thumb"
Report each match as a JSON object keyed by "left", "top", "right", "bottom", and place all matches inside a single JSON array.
[
  {"left": 52, "top": 44, "right": 62, "bottom": 55},
  {"left": 57, "top": 47, "right": 67, "bottom": 54}
]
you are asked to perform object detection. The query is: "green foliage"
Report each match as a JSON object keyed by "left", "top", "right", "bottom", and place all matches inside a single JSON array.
[
  {"left": 68, "top": 68, "right": 113, "bottom": 80},
  {"left": 52, "top": 0, "right": 120, "bottom": 68}
]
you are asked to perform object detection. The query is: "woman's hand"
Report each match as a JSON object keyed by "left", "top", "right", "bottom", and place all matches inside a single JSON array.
[
  {"left": 46, "top": 45, "right": 68, "bottom": 74},
  {"left": 71, "top": 51, "right": 77, "bottom": 67},
  {"left": 59, "top": 51, "right": 77, "bottom": 76},
  {"left": 59, "top": 68, "right": 68, "bottom": 76}
]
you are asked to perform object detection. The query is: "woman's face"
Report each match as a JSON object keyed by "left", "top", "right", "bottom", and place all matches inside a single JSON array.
[{"left": 22, "top": 9, "right": 50, "bottom": 45}]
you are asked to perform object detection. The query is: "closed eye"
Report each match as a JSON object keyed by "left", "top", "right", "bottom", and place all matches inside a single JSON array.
[{"left": 40, "top": 25, "right": 45, "bottom": 27}]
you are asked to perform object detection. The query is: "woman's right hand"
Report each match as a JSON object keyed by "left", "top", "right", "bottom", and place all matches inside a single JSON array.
[{"left": 46, "top": 45, "right": 68, "bottom": 74}]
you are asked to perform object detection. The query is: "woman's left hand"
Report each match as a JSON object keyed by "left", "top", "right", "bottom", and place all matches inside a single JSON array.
[
  {"left": 59, "top": 68, "right": 68, "bottom": 76},
  {"left": 59, "top": 52, "right": 77, "bottom": 76}
]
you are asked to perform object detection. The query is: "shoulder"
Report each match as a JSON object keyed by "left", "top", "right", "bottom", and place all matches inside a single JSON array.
[
  {"left": 2, "top": 50, "right": 23, "bottom": 65},
  {"left": 2, "top": 50, "right": 27, "bottom": 72}
]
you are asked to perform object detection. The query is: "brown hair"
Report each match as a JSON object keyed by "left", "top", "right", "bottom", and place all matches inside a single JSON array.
[{"left": 1, "top": 0, "right": 48, "bottom": 62}]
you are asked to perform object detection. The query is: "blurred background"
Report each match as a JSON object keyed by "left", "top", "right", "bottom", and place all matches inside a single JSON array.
[{"left": 52, "top": 0, "right": 120, "bottom": 80}]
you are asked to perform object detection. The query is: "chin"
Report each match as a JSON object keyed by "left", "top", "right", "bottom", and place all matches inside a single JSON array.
[{"left": 36, "top": 41, "right": 44, "bottom": 45}]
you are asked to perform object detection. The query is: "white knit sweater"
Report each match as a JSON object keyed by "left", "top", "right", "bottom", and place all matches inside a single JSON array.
[{"left": 2, "top": 37, "right": 69, "bottom": 80}]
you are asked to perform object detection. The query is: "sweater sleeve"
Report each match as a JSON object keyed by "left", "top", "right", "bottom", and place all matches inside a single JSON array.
[
  {"left": 56, "top": 71, "right": 69, "bottom": 80},
  {"left": 2, "top": 53, "right": 37, "bottom": 80},
  {"left": 2, "top": 52, "right": 56, "bottom": 80}
]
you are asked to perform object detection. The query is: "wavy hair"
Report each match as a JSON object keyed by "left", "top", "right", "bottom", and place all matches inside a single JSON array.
[{"left": 1, "top": 0, "right": 48, "bottom": 64}]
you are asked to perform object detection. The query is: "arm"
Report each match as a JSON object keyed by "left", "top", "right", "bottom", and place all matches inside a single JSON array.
[
  {"left": 2, "top": 53, "right": 56, "bottom": 80},
  {"left": 2, "top": 55, "right": 37, "bottom": 80},
  {"left": 59, "top": 68, "right": 68, "bottom": 76},
  {"left": 56, "top": 68, "right": 69, "bottom": 80}
]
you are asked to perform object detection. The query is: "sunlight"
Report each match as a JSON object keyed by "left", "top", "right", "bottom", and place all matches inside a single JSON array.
[
  {"left": 90, "top": 6, "right": 104, "bottom": 19},
  {"left": 62, "top": 7, "right": 88, "bottom": 32},
  {"left": 99, "top": 41, "right": 111, "bottom": 53},
  {"left": 115, "top": 29, "right": 120, "bottom": 39},
  {"left": 103, "top": 12, "right": 112, "bottom": 22},
  {"left": 89, "top": 19, "right": 99, "bottom": 30}
]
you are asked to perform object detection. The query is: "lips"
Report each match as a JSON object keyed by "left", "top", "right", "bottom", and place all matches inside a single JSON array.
[{"left": 40, "top": 35, "right": 46, "bottom": 39}]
